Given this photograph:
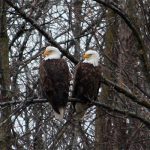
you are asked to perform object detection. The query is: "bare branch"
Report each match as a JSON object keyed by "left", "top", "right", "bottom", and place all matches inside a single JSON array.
[
  {"left": 101, "top": 76, "right": 150, "bottom": 109},
  {"left": 93, "top": 0, "right": 150, "bottom": 84},
  {"left": 0, "top": 97, "right": 149, "bottom": 129},
  {"left": 5, "top": 0, "right": 78, "bottom": 64}
]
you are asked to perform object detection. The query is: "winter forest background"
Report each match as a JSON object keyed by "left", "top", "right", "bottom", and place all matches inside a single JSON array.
[{"left": 0, "top": 0, "right": 150, "bottom": 149}]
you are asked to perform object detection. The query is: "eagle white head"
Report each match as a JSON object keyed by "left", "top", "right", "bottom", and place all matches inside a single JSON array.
[
  {"left": 83, "top": 50, "right": 100, "bottom": 66},
  {"left": 43, "top": 46, "right": 61, "bottom": 60}
]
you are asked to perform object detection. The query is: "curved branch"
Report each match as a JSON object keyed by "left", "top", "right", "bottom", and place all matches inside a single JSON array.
[
  {"left": 93, "top": 101, "right": 150, "bottom": 129},
  {"left": 94, "top": 0, "right": 141, "bottom": 45},
  {"left": 93, "top": 0, "right": 150, "bottom": 83}
]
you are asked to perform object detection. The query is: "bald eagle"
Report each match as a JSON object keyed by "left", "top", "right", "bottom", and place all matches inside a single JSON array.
[
  {"left": 39, "top": 46, "right": 70, "bottom": 120},
  {"left": 72, "top": 50, "right": 101, "bottom": 120}
]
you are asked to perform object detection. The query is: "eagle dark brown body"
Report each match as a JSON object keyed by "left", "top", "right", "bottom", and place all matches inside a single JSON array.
[
  {"left": 40, "top": 59, "right": 70, "bottom": 119},
  {"left": 72, "top": 62, "right": 101, "bottom": 114}
]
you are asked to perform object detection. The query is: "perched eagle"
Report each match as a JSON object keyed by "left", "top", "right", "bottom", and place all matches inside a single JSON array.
[
  {"left": 72, "top": 50, "right": 101, "bottom": 120},
  {"left": 39, "top": 46, "right": 70, "bottom": 120}
]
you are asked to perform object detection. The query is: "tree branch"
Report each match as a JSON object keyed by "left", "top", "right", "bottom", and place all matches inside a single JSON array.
[
  {"left": 93, "top": 0, "right": 150, "bottom": 83},
  {"left": 93, "top": 101, "right": 150, "bottom": 129},
  {"left": 5, "top": 0, "right": 78, "bottom": 64},
  {"left": 0, "top": 97, "right": 149, "bottom": 129},
  {"left": 1, "top": 75, "right": 150, "bottom": 110},
  {"left": 101, "top": 76, "right": 150, "bottom": 110}
]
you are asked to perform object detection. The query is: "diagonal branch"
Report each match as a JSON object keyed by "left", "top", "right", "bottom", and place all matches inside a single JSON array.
[
  {"left": 5, "top": 0, "right": 78, "bottom": 64},
  {"left": 101, "top": 76, "right": 150, "bottom": 110}
]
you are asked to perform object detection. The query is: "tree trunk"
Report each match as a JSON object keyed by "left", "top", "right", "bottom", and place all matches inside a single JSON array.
[
  {"left": 95, "top": 8, "right": 118, "bottom": 150},
  {"left": 0, "top": 1, "right": 12, "bottom": 149},
  {"left": 72, "top": 0, "right": 83, "bottom": 60}
]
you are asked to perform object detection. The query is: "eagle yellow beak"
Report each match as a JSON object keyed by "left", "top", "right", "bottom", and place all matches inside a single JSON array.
[
  {"left": 83, "top": 53, "right": 90, "bottom": 59},
  {"left": 42, "top": 49, "right": 50, "bottom": 57}
]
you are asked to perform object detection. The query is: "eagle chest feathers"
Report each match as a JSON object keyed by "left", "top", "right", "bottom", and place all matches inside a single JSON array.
[
  {"left": 73, "top": 63, "right": 101, "bottom": 102},
  {"left": 40, "top": 59, "right": 70, "bottom": 120}
]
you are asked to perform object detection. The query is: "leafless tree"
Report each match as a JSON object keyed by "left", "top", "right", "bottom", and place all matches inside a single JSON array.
[{"left": 0, "top": 0, "right": 149, "bottom": 149}]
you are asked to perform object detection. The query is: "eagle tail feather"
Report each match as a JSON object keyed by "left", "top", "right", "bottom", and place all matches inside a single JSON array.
[{"left": 54, "top": 107, "right": 65, "bottom": 120}]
